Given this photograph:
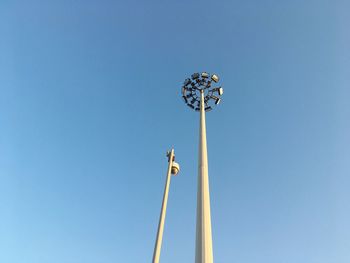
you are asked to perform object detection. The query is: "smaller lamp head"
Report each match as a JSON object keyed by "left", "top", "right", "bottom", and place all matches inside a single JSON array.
[{"left": 171, "top": 162, "right": 180, "bottom": 175}]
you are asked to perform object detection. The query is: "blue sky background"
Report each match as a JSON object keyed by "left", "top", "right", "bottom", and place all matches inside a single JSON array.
[{"left": 1, "top": 0, "right": 349, "bottom": 262}]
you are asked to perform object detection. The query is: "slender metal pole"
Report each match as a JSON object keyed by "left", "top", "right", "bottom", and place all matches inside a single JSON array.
[
  {"left": 152, "top": 149, "right": 175, "bottom": 263},
  {"left": 195, "top": 90, "right": 213, "bottom": 263}
]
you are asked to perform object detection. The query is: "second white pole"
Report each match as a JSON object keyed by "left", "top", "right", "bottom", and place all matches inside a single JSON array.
[{"left": 152, "top": 149, "right": 175, "bottom": 263}]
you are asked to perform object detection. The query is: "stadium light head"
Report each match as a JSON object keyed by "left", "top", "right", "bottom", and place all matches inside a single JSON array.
[
  {"left": 201, "top": 72, "right": 209, "bottom": 78},
  {"left": 210, "top": 95, "right": 221, "bottom": 105},
  {"left": 210, "top": 95, "right": 219, "bottom": 100},
  {"left": 182, "top": 87, "right": 187, "bottom": 95},
  {"left": 187, "top": 103, "right": 195, "bottom": 109},
  {"left": 181, "top": 72, "right": 223, "bottom": 112},
  {"left": 192, "top": 73, "right": 200, "bottom": 80},
  {"left": 217, "top": 87, "right": 224, "bottom": 95},
  {"left": 184, "top": 78, "right": 191, "bottom": 86},
  {"left": 211, "top": 74, "right": 219, "bottom": 83}
]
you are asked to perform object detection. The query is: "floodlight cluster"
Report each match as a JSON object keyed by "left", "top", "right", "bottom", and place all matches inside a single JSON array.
[{"left": 181, "top": 72, "right": 224, "bottom": 112}]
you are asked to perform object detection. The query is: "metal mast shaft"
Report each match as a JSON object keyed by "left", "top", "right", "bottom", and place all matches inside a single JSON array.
[{"left": 195, "top": 90, "right": 213, "bottom": 263}]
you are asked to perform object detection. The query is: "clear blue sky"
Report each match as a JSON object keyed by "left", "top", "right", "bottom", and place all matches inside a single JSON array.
[{"left": 1, "top": 0, "right": 349, "bottom": 262}]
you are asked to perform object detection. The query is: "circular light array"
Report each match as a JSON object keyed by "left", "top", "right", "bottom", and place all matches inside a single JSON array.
[{"left": 181, "top": 72, "right": 224, "bottom": 112}]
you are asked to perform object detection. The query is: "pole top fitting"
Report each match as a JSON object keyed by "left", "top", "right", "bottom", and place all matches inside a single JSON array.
[{"left": 166, "top": 149, "right": 175, "bottom": 162}]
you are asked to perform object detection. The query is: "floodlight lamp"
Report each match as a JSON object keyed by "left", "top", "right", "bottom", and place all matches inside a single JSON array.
[
  {"left": 182, "top": 96, "right": 188, "bottom": 103},
  {"left": 218, "top": 87, "right": 224, "bottom": 95},
  {"left": 211, "top": 74, "right": 219, "bottom": 82},
  {"left": 184, "top": 78, "right": 191, "bottom": 86},
  {"left": 192, "top": 73, "right": 200, "bottom": 80},
  {"left": 205, "top": 106, "right": 212, "bottom": 112},
  {"left": 212, "top": 87, "right": 223, "bottom": 96},
  {"left": 201, "top": 72, "right": 209, "bottom": 78},
  {"left": 210, "top": 95, "right": 219, "bottom": 101},
  {"left": 209, "top": 92, "right": 221, "bottom": 105},
  {"left": 188, "top": 103, "right": 195, "bottom": 109}
]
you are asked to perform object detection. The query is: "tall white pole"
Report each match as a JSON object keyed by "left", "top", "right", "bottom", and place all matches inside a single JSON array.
[
  {"left": 195, "top": 90, "right": 213, "bottom": 263},
  {"left": 152, "top": 149, "right": 174, "bottom": 263}
]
